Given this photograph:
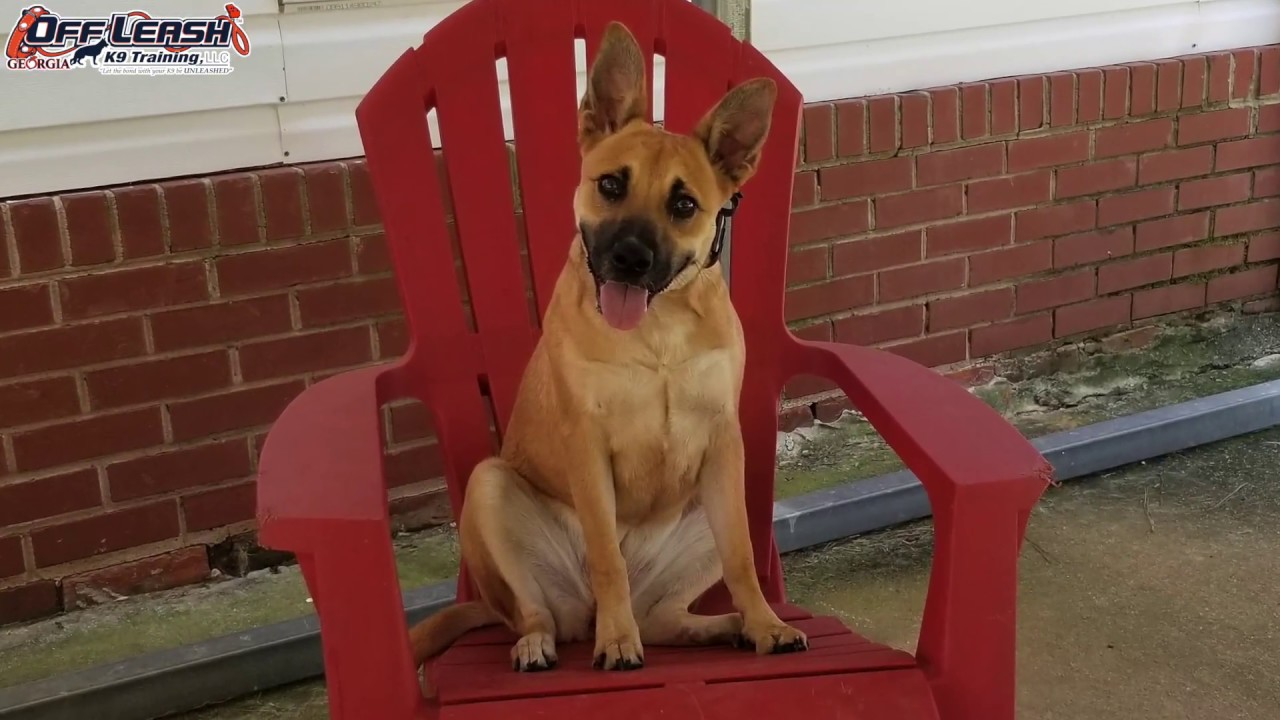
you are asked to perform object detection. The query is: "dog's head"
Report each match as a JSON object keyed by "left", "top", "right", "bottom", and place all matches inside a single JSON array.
[{"left": 574, "top": 22, "right": 777, "bottom": 332}]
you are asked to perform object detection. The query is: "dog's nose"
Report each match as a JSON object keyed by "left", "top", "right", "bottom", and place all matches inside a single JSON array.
[{"left": 609, "top": 237, "right": 653, "bottom": 275}]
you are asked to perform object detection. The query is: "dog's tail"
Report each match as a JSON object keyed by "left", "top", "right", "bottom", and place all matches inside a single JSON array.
[{"left": 409, "top": 602, "right": 501, "bottom": 695}]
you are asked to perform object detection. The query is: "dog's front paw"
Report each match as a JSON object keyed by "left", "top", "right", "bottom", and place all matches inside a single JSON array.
[
  {"left": 592, "top": 616, "right": 644, "bottom": 670},
  {"left": 736, "top": 618, "right": 809, "bottom": 655},
  {"left": 511, "top": 632, "right": 558, "bottom": 672}
]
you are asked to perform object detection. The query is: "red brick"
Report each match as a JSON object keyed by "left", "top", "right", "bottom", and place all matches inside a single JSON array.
[
  {"left": 1208, "top": 265, "right": 1279, "bottom": 303},
  {"left": 1215, "top": 198, "right": 1280, "bottom": 236},
  {"left": 961, "top": 83, "right": 988, "bottom": 139},
  {"left": 1216, "top": 136, "right": 1280, "bottom": 172},
  {"left": 1260, "top": 104, "right": 1280, "bottom": 134},
  {"left": 86, "top": 351, "right": 232, "bottom": 411},
  {"left": 1017, "top": 270, "right": 1096, "bottom": 313},
  {"left": 239, "top": 326, "right": 373, "bottom": 382},
  {"left": 31, "top": 501, "right": 180, "bottom": 567},
  {"left": 868, "top": 96, "right": 898, "bottom": 153},
  {"left": 790, "top": 321, "right": 832, "bottom": 344},
  {"left": 62, "top": 547, "right": 209, "bottom": 610},
  {"left": 0, "top": 213, "right": 9, "bottom": 279},
  {"left": 831, "top": 230, "right": 922, "bottom": 275},
  {"left": 875, "top": 186, "right": 963, "bottom": 229},
  {"left": 1138, "top": 146, "right": 1214, "bottom": 184},
  {"left": 152, "top": 295, "right": 292, "bottom": 353},
  {"left": 384, "top": 441, "right": 446, "bottom": 489},
  {"left": 971, "top": 314, "right": 1053, "bottom": 356},
  {"left": 258, "top": 168, "right": 306, "bottom": 241},
  {"left": 0, "top": 318, "right": 146, "bottom": 380},
  {"left": 1098, "top": 187, "right": 1176, "bottom": 226},
  {"left": 1173, "top": 243, "right": 1246, "bottom": 278},
  {"left": 778, "top": 405, "right": 813, "bottom": 432},
  {"left": 183, "top": 481, "right": 255, "bottom": 532},
  {"left": 790, "top": 201, "right": 869, "bottom": 245},
  {"left": 833, "top": 305, "right": 924, "bottom": 345},
  {"left": 1017, "top": 77, "right": 1045, "bottom": 131},
  {"left": 0, "top": 468, "right": 100, "bottom": 526},
  {"left": 13, "top": 407, "right": 165, "bottom": 472},
  {"left": 926, "top": 215, "right": 1011, "bottom": 258},
  {"left": 1008, "top": 132, "right": 1089, "bottom": 172},
  {"left": 1103, "top": 66, "right": 1129, "bottom": 120},
  {"left": 969, "top": 242, "right": 1053, "bottom": 285},
  {"left": 884, "top": 332, "right": 967, "bottom": 367},
  {"left": 835, "top": 99, "right": 865, "bottom": 157},
  {"left": 793, "top": 171, "right": 818, "bottom": 208},
  {"left": 1207, "top": 53, "right": 1231, "bottom": 103},
  {"left": 929, "top": 288, "right": 1013, "bottom": 331},
  {"left": 1179, "top": 173, "right": 1251, "bottom": 211},
  {"left": 1098, "top": 252, "right": 1173, "bottom": 294},
  {"left": 931, "top": 87, "right": 960, "bottom": 144},
  {"left": 0, "top": 284, "right": 54, "bottom": 334},
  {"left": 1156, "top": 59, "right": 1182, "bottom": 111},
  {"left": 0, "top": 375, "right": 80, "bottom": 428},
  {"left": 346, "top": 160, "right": 381, "bottom": 226},
  {"left": 1056, "top": 294, "right": 1131, "bottom": 337},
  {"left": 1256, "top": 167, "right": 1280, "bottom": 199},
  {"left": 169, "top": 379, "right": 304, "bottom": 442},
  {"left": 1261, "top": 47, "right": 1280, "bottom": 96},
  {"left": 1178, "top": 107, "right": 1251, "bottom": 146},
  {"left": 1077, "top": 69, "right": 1103, "bottom": 123},
  {"left": 784, "top": 275, "right": 875, "bottom": 322},
  {"left": 61, "top": 192, "right": 114, "bottom": 266},
  {"left": 1244, "top": 297, "right": 1280, "bottom": 314},
  {"left": 1132, "top": 283, "right": 1204, "bottom": 320},
  {"left": 990, "top": 79, "right": 1017, "bottom": 135},
  {"left": 1054, "top": 227, "right": 1134, "bottom": 269},
  {"left": 1135, "top": 212, "right": 1210, "bottom": 252},
  {"left": 10, "top": 198, "right": 63, "bottom": 273},
  {"left": 1095, "top": 118, "right": 1173, "bottom": 158},
  {"left": 1249, "top": 231, "right": 1280, "bottom": 262},
  {"left": 59, "top": 262, "right": 207, "bottom": 321},
  {"left": 786, "top": 246, "right": 828, "bottom": 286},
  {"left": 388, "top": 401, "right": 435, "bottom": 444},
  {"left": 297, "top": 277, "right": 403, "bottom": 328},
  {"left": 879, "top": 258, "right": 965, "bottom": 302},
  {"left": 1016, "top": 200, "right": 1096, "bottom": 242},
  {"left": 108, "top": 438, "right": 252, "bottom": 501},
  {"left": 0, "top": 582, "right": 60, "bottom": 625},
  {"left": 217, "top": 239, "right": 352, "bottom": 296},
  {"left": 212, "top": 173, "right": 261, "bottom": 246},
  {"left": 1056, "top": 157, "right": 1137, "bottom": 199},
  {"left": 820, "top": 156, "right": 913, "bottom": 199},
  {"left": 377, "top": 318, "right": 409, "bottom": 358},
  {"left": 0, "top": 536, "right": 23, "bottom": 578},
  {"left": 802, "top": 104, "right": 835, "bottom": 163},
  {"left": 1130, "top": 63, "right": 1158, "bottom": 115},
  {"left": 917, "top": 144, "right": 1003, "bottom": 186},
  {"left": 304, "top": 163, "right": 350, "bottom": 235},
  {"left": 1049, "top": 73, "right": 1075, "bottom": 127},
  {"left": 1232, "top": 49, "right": 1257, "bottom": 100},
  {"left": 162, "top": 179, "right": 213, "bottom": 252},
  {"left": 113, "top": 185, "right": 165, "bottom": 258},
  {"left": 1181, "top": 56, "right": 1206, "bottom": 108},
  {"left": 968, "top": 171, "right": 1051, "bottom": 213},
  {"left": 814, "top": 396, "right": 855, "bottom": 423},
  {"left": 784, "top": 372, "right": 836, "bottom": 400}
]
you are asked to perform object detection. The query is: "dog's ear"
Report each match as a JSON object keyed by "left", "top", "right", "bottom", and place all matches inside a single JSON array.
[
  {"left": 695, "top": 78, "right": 778, "bottom": 186},
  {"left": 578, "top": 22, "right": 648, "bottom": 151}
]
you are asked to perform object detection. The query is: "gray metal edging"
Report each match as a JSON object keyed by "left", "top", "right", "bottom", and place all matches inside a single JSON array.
[{"left": 2, "top": 378, "right": 1278, "bottom": 720}]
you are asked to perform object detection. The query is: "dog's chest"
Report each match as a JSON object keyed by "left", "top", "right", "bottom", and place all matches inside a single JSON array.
[{"left": 588, "top": 348, "right": 736, "bottom": 520}]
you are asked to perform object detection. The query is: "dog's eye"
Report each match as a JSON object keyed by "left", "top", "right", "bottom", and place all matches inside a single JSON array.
[
  {"left": 670, "top": 195, "right": 698, "bottom": 220},
  {"left": 597, "top": 174, "right": 625, "bottom": 201}
]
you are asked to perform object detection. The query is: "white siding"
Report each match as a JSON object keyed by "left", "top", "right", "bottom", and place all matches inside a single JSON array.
[{"left": 1, "top": 0, "right": 1277, "bottom": 198}]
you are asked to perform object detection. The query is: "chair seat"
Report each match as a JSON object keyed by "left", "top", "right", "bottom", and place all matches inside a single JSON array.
[{"left": 428, "top": 604, "right": 940, "bottom": 718}]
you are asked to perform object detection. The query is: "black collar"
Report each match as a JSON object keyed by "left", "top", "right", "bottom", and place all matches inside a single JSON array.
[{"left": 704, "top": 191, "right": 742, "bottom": 269}]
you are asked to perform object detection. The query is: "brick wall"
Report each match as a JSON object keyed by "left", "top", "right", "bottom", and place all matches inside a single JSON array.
[{"left": 2, "top": 45, "right": 1278, "bottom": 625}]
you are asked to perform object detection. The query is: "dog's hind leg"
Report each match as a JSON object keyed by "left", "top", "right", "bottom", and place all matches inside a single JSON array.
[
  {"left": 462, "top": 458, "right": 591, "bottom": 671},
  {"left": 627, "top": 507, "right": 743, "bottom": 647}
]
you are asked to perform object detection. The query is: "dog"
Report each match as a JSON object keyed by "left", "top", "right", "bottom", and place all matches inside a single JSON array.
[
  {"left": 71, "top": 39, "right": 108, "bottom": 66},
  {"left": 407, "top": 20, "right": 808, "bottom": 680}
]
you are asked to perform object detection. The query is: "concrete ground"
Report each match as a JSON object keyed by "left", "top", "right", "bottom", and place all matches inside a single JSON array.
[{"left": 2, "top": 310, "right": 1278, "bottom": 719}]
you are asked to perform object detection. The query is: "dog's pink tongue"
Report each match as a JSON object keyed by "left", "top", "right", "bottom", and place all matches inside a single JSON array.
[{"left": 598, "top": 281, "right": 649, "bottom": 331}]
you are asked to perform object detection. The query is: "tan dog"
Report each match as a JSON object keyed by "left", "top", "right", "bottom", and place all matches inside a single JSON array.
[{"left": 408, "top": 21, "right": 807, "bottom": 676}]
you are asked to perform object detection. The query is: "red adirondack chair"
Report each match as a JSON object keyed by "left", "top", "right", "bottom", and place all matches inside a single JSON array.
[{"left": 255, "top": 1, "right": 1053, "bottom": 718}]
